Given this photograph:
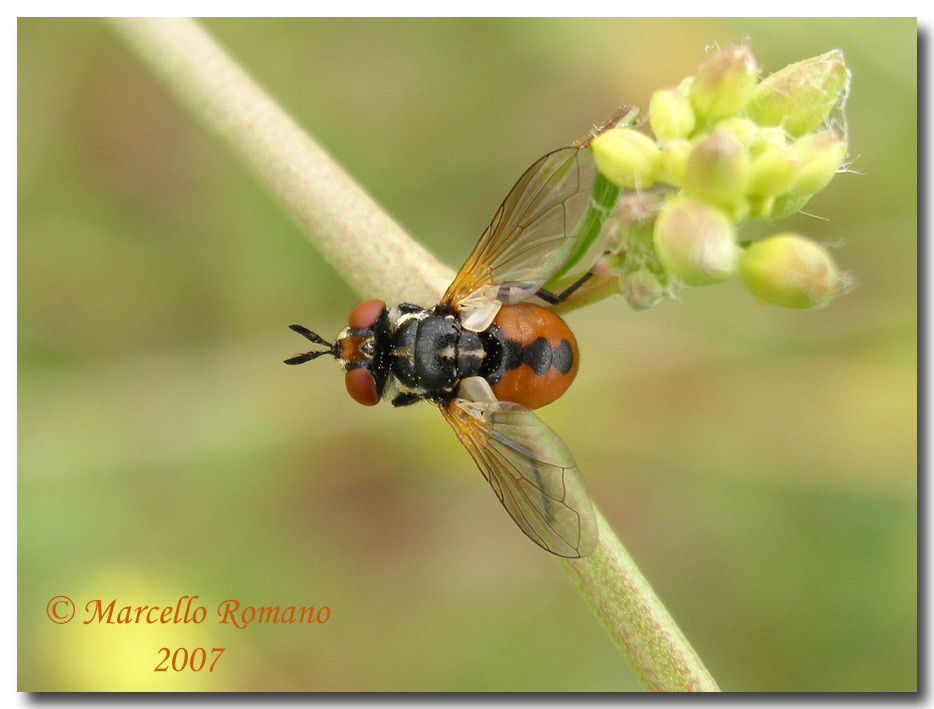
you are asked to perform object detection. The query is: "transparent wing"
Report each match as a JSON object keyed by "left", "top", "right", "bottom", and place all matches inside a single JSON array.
[
  {"left": 442, "top": 146, "right": 604, "bottom": 329},
  {"left": 441, "top": 386, "right": 598, "bottom": 557}
]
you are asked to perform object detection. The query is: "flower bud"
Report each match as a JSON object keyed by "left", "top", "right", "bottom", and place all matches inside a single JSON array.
[
  {"left": 714, "top": 117, "right": 760, "bottom": 146},
  {"left": 756, "top": 126, "right": 791, "bottom": 148},
  {"left": 619, "top": 269, "right": 670, "bottom": 310},
  {"left": 649, "top": 87, "right": 696, "bottom": 141},
  {"left": 653, "top": 196, "right": 738, "bottom": 286},
  {"left": 746, "top": 195, "right": 777, "bottom": 220},
  {"left": 684, "top": 130, "right": 750, "bottom": 217},
  {"left": 690, "top": 44, "right": 759, "bottom": 120},
  {"left": 767, "top": 194, "right": 813, "bottom": 220},
  {"left": 747, "top": 50, "right": 849, "bottom": 138},
  {"left": 747, "top": 140, "right": 797, "bottom": 199},
  {"left": 591, "top": 128, "right": 661, "bottom": 189},
  {"left": 739, "top": 233, "right": 845, "bottom": 308},
  {"left": 657, "top": 139, "right": 691, "bottom": 187},
  {"left": 786, "top": 131, "right": 848, "bottom": 196}
]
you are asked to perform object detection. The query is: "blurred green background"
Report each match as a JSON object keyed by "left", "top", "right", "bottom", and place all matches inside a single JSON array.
[{"left": 18, "top": 18, "right": 916, "bottom": 691}]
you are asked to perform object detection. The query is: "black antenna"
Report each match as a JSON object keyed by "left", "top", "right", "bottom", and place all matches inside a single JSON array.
[{"left": 284, "top": 324, "right": 338, "bottom": 365}]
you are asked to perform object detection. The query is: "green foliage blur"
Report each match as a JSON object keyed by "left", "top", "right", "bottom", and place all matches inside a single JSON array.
[{"left": 18, "top": 18, "right": 916, "bottom": 691}]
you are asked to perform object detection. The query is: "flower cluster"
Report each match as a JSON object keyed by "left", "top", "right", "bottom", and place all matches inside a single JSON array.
[{"left": 591, "top": 45, "right": 851, "bottom": 309}]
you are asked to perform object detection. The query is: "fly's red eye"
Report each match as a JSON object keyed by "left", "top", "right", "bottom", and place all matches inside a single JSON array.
[
  {"left": 345, "top": 367, "right": 379, "bottom": 406},
  {"left": 348, "top": 299, "right": 386, "bottom": 329}
]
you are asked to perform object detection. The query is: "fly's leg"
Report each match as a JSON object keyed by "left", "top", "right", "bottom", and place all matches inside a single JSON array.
[
  {"left": 391, "top": 392, "right": 422, "bottom": 407},
  {"left": 534, "top": 269, "right": 594, "bottom": 305}
]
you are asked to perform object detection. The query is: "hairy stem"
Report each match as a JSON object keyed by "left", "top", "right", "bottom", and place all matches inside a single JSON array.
[
  {"left": 559, "top": 511, "right": 720, "bottom": 691},
  {"left": 107, "top": 17, "right": 719, "bottom": 692}
]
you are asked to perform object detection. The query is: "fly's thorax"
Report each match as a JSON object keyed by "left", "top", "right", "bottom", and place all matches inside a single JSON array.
[{"left": 376, "top": 304, "right": 490, "bottom": 406}]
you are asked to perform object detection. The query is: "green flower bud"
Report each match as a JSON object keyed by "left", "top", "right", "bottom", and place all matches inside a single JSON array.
[
  {"left": 756, "top": 126, "right": 791, "bottom": 148},
  {"left": 653, "top": 196, "right": 738, "bottom": 286},
  {"left": 747, "top": 140, "right": 797, "bottom": 199},
  {"left": 714, "top": 117, "right": 760, "bottom": 146},
  {"left": 657, "top": 139, "right": 691, "bottom": 187},
  {"left": 747, "top": 195, "right": 777, "bottom": 220},
  {"left": 591, "top": 127, "right": 661, "bottom": 189},
  {"left": 649, "top": 87, "right": 696, "bottom": 141},
  {"left": 619, "top": 269, "right": 671, "bottom": 310},
  {"left": 684, "top": 130, "right": 750, "bottom": 217},
  {"left": 786, "top": 131, "right": 848, "bottom": 196},
  {"left": 690, "top": 44, "right": 759, "bottom": 120},
  {"left": 747, "top": 50, "right": 849, "bottom": 138},
  {"left": 768, "top": 193, "right": 813, "bottom": 220},
  {"left": 740, "top": 233, "right": 845, "bottom": 308}
]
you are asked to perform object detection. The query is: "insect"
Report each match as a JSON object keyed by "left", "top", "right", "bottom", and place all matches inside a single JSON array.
[{"left": 286, "top": 118, "right": 629, "bottom": 557}]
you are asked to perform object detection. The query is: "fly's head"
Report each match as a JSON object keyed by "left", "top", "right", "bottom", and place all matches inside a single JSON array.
[{"left": 285, "top": 299, "right": 389, "bottom": 406}]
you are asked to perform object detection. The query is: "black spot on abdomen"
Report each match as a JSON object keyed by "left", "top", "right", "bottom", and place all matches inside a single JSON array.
[
  {"left": 523, "top": 337, "right": 553, "bottom": 376},
  {"left": 552, "top": 339, "right": 575, "bottom": 375}
]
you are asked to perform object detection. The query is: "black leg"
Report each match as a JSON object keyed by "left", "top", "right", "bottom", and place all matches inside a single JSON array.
[
  {"left": 534, "top": 269, "right": 594, "bottom": 305},
  {"left": 391, "top": 392, "right": 422, "bottom": 407}
]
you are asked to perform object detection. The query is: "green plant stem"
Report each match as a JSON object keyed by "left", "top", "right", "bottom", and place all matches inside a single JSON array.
[
  {"left": 559, "top": 510, "right": 720, "bottom": 691},
  {"left": 107, "top": 17, "right": 719, "bottom": 692}
]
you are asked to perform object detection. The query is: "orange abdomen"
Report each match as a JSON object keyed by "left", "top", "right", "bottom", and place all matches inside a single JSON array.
[{"left": 487, "top": 303, "right": 579, "bottom": 410}]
